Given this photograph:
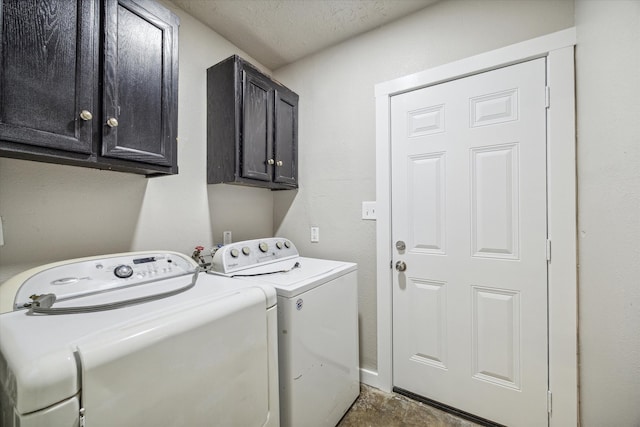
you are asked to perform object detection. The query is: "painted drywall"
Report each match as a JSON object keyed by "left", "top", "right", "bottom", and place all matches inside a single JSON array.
[
  {"left": 575, "top": 1, "right": 640, "bottom": 425},
  {"left": 0, "top": 3, "right": 274, "bottom": 284},
  {"left": 273, "top": 0, "right": 575, "bottom": 373}
]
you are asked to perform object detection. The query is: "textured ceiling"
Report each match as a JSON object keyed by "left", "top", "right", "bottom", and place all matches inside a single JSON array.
[{"left": 171, "top": 0, "right": 439, "bottom": 69}]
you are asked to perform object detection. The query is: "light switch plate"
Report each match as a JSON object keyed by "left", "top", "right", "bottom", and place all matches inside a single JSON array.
[
  {"left": 310, "top": 226, "right": 319, "bottom": 243},
  {"left": 362, "top": 201, "right": 377, "bottom": 220}
]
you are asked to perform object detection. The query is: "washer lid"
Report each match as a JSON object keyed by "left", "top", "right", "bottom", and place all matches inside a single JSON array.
[{"left": 234, "top": 257, "right": 357, "bottom": 298}]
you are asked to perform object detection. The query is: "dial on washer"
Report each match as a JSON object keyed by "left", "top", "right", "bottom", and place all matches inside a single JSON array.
[{"left": 114, "top": 264, "right": 134, "bottom": 278}]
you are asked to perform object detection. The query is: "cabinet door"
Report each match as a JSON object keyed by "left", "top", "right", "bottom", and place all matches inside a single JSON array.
[
  {"left": 241, "top": 68, "right": 273, "bottom": 182},
  {"left": 102, "top": 0, "right": 178, "bottom": 167},
  {"left": 0, "top": 0, "right": 97, "bottom": 154},
  {"left": 273, "top": 88, "right": 298, "bottom": 187}
]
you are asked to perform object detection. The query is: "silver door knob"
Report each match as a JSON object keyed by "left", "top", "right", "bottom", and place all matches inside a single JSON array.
[
  {"left": 267, "top": 158, "right": 275, "bottom": 165},
  {"left": 395, "top": 261, "right": 407, "bottom": 272},
  {"left": 106, "top": 117, "right": 119, "bottom": 128},
  {"left": 79, "top": 110, "right": 93, "bottom": 121},
  {"left": 276, "top": 160, "right": 283, "bottom": 167}
]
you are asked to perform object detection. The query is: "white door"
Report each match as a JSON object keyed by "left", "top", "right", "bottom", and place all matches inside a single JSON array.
[{"left": 391, "top": 58, "right": 548, "bottom": 426}]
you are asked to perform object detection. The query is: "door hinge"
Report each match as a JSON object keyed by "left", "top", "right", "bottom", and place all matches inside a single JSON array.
[
  {"left": 546, "top": 239, "right": 552, "bottom": 262},
  {"left": 547, "top": 390, "right": 553, "bottom": 413},
  {"left": 390, "top": 259, "right": 393, "bottom": 269},
  {"left": 545, "top": 86, "right": 551, "bottom": 109}
]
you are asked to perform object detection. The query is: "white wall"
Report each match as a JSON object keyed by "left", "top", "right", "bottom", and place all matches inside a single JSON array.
[
  {"left": 575, "top": 1, "right": 640, "bottom": 425},
  {"left": 0, "top": 3, "right": 274, "bottom": 283},
  {"left": 273, "top": 0, "right": 575, "bottom": 372}
]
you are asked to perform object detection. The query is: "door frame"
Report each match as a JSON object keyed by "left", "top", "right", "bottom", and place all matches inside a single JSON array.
[{"left": 373, "top": 28, "right": 577, "bottom": 426}]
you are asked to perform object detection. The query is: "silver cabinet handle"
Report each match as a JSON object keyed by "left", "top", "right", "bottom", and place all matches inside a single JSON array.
[
  {"left": 106, "top": 117, "right": 119, "bottom": 128},
  {"left": 276, "top": 160, "right": 283, "bottom": 167},
  {"left": 395, "top": 261, "right": 407, "bottom": 272},
  {"left": 79, "top": 110, "right": 93, "bottom": 121},
  {"left": 267, "top": 159, "right": 275, "bottom": 165}
]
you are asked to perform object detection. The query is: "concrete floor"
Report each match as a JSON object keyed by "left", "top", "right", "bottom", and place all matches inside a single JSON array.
[{"left": 338, "top": 385, "right": 481, "bottom": 427}]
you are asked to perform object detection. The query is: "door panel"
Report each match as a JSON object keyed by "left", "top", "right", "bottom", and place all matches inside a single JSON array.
[
  {"left": 273, "top": 89, "right": 298, "bottom": 186},
  {"left": 241, "top": 69, "right": 273, "bottom": 182},
  {"left": 391, "top": 58, "right": 548, "bottom": 426},
  {"left": 102, "top": 0, "right": 175, "bottom": 166},
  {"left": 472, "top": 286, "right": 521, "bottom": 389},
  {"left": 0, "top": 0, "right": 96, "bottom": 154},
  {"left": 408, "top": 278, "right": 447, "bottom": 369},
  {"left": 407, "top": 153, "right": 446, "bottom": 254},
  {"left": 471, "top": 144, "right": 519, "bottom": 259}
]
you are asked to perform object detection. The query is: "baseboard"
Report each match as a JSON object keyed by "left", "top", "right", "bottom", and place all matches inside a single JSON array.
[{"left": 359, "top": 367, "right": 380, "bottom": 389}]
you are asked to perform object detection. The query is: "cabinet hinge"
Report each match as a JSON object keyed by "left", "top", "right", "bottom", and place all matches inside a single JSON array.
[
  {"left": 545, "top": 86, "right": 551, "bottom": 109},
  {"left": 547, "top": 239, "right": 551, "bottom": 262},
  {"left": 546, "top": 239, "right": 552, "bottom": 262},
  {"left": 547, "top": 390, "right": 553, "bottom": 413}
]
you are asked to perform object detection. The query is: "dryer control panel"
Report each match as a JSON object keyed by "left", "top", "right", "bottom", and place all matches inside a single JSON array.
[
  {"left": 11, "top": 252, "right": 196, "bottom": 310},
  {"left": 211, "top": 237, "right": 298, "bottom": 274}
]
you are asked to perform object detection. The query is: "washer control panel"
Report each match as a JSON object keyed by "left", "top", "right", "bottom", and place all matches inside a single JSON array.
[
  {"left": 211, "top": 237, "right": 298, "bottom": 274},
  {"left": 12, "top": 252, "right": 196, "bottom": 310}
]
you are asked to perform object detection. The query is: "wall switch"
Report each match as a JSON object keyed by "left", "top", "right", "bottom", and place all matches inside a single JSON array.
[
  {"left": 223, "top": 231, "right": 232, "bottom": 245},
  {"left": 310, "top": 226, "right": 320, "bottom": 243},
  {"left": 362, "top": 201, "right": 377, "bottom": 220}
]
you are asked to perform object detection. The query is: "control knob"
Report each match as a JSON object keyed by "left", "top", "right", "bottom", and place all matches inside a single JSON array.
[{"left": 114, "top": 264, "right": 134, "bottom": 278}]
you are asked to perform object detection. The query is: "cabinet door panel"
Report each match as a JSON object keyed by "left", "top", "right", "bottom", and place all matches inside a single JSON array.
[
  {"left": 241, "top": 70, "right": 272, "bottom": 182},
  {"left": 0, "top": 0, "right": 96, "bottom": 154},
  {"left": 102, "top": 0, "right": 176, "bottom": 167},
  {"left": 273, "top": 89, "right": 298, "bottom": 186}
]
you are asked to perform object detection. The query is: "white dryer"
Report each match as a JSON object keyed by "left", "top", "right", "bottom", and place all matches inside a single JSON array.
[
  {"left": 0, "top": 251, "right": 279, "bottom": 427},
  {"left": 210, "top": 237, "right": 360, "bottom": 427}
]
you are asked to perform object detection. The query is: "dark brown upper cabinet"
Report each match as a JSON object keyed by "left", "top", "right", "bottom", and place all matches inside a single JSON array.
[
  {"left": 0, "top": 0, "right": 179, "bottom": 176},
  {"left": 207, "top": 55, "right": 298, "bottom": 190}
]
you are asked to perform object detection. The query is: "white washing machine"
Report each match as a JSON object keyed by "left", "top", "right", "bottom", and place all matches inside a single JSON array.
[
  {"left": 0, "top": 251, "right": 279, "bottom": 427},
  {"left": 210, "top": 237, "right": 360, "bottom": 427}
]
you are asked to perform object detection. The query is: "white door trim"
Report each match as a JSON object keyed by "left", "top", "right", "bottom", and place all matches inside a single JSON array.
[{"left": 374, "top": 28, "right": 577, "bottom": 426}]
